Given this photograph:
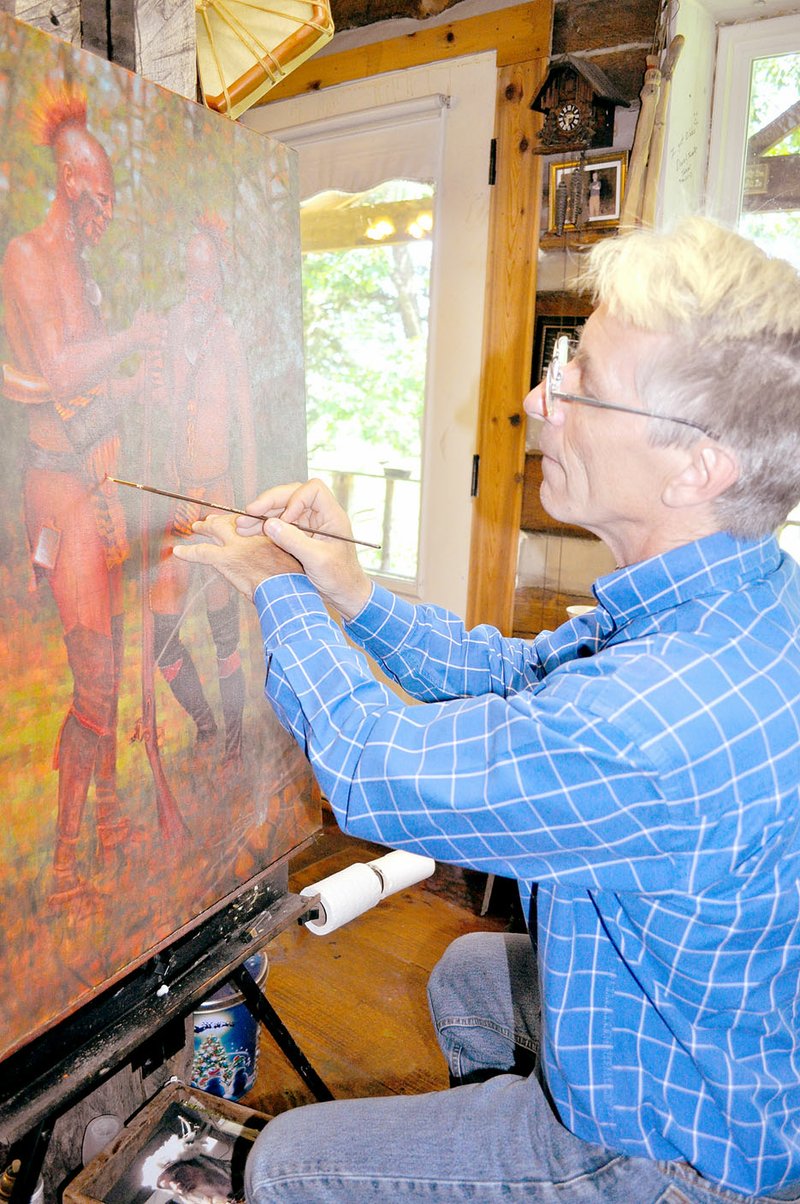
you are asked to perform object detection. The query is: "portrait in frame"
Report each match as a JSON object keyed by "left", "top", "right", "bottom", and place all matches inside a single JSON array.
[
  {"left": 548, "top": 151, "right": 628, "bottom": 232},
  {"left": 0, "top": 14, "right": 319, "bottom": 1063}
]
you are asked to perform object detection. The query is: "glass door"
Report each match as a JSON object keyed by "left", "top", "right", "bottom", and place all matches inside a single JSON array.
[{"left": 244, "top": 54, "right": 497, "bottom": 615}]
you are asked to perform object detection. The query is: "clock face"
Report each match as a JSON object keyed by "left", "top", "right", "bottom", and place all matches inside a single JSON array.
[{"left": 556, "top": 102, "right": 582, "bottom": 133}]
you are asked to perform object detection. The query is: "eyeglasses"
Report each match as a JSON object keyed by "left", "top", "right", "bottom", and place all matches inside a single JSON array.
[{"left": 543, "top": 336, "right": 717, "bottom": 438}]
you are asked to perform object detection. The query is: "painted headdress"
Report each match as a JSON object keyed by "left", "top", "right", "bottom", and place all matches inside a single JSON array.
[
  {"left": 29, "top": 80, "right": 88, "bottom": 148},
  {"left": 194, "top": 210, "right": 232, "bottom": 258}
]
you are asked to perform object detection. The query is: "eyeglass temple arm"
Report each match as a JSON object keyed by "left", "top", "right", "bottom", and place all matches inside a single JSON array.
[{"left": 553, "top": 388, "right": 716, "bottom": 436}]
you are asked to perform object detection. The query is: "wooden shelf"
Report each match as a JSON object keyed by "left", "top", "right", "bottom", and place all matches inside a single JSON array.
[{"left": 539, "top": 226, "right": 619, "bottom": 251}]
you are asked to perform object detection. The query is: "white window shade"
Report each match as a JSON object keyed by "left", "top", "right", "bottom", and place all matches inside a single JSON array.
[{"left": 267, "top": 94, "right": 450, "bottom": 199}]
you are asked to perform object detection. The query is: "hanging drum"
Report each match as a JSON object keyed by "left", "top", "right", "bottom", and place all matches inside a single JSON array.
[{"left": 196, "top": 0, "right": 334, "bottom": 120}]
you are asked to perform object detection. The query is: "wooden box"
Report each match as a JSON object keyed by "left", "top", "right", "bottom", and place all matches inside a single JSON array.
[{"left": 64, "top": 1081, "right": 268, "bottom": 1204}]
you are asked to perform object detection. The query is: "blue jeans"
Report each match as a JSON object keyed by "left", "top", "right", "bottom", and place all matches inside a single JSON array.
[{"left": 245, "top": 932, "right": 800, "bottom": 1203}]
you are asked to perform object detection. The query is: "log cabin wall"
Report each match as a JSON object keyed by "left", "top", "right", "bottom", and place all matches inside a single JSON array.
[{"left": 513, "top": 0, "right": 661, "bottom": 639}]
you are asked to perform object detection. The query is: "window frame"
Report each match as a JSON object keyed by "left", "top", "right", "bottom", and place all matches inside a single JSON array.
[
  {"left": 244, "top": 54, "right": 498, "bottom": 615},
  {"left": 707, "top": 13, "right": 800, "bottom": 224}
]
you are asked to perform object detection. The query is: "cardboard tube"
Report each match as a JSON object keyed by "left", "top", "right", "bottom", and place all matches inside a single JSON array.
[
  {"left": 642, "top": 36, "right": 685, "bottom": 229},
  {"left": 619, "top": 54, "right": 661, "bottom": 231}
]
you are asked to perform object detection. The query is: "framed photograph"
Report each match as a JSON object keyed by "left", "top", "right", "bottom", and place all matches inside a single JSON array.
[
  {"left": 65, "top": 1081, "right": 267, "bottom": 1204},
  {"left": 548, "top": 151, "right": 628, "bottom": 232},
  {"left": 531, "top": 315, "right": 588, "bottom": 387}
]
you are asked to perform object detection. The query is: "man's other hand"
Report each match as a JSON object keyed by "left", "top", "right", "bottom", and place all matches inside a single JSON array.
[{"left": 172, "top": 512, "right": 302, "bottom": 600}]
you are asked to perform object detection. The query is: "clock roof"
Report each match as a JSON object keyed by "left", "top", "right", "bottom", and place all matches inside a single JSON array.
[{"left": 531, "top": 55, "right": 630, "bottom": 114}]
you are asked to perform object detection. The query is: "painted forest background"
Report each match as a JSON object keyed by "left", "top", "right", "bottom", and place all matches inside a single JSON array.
[{"left": 0, "top": 14, "right": 318, "bottom": 1062}]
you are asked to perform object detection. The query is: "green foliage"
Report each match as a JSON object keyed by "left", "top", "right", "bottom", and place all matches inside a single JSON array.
[
  {"left": 749, "top": 53, "right": 800, "bottom": 154},
  {"left": 302, "top": 239, "right": 430, "bottom": 471},
  {"left": 743, "top": 52, "right": 800, "bottom": 272}
]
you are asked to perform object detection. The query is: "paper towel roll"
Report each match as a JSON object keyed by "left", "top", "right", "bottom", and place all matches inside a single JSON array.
[
  {"left": 301, "top": 862, "right": 383, "bottom": 935},
  {"left": 300, "top": 852, "right": 436, "bottom": 935},
  {"left": 368, "top": 850, "right": 436, "bottom": 898}
]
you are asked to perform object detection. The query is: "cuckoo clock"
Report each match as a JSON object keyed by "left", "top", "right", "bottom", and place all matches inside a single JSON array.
[{"left": 531, "top": 55, "right": 629, "bottom": 153}]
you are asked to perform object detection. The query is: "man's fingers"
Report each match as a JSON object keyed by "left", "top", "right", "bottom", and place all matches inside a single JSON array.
[
  {"left": 235, "top": 515, "right": 267, "bottom": 537},
  {"left": 192, "top": 513, "right": 237, "bottom": 544},
  {"left": 172, "top": 540, "right": 219, "bottom": 565},
  {"left": 244, "top": 482, "right": 303, "bottom": 518},
  {"left": 170, "top": 513, "right": 237, "bottom": 554},
  {"left": 263, "top": 516, "right": 313, "bottom": 558}
]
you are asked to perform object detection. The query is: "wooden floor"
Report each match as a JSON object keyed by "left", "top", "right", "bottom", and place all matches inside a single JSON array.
[{"left": 240, "top": 811, "right": 523, "bottom": 1118}]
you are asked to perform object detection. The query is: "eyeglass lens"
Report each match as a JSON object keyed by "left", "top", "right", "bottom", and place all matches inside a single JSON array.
[{"left": 545, "top": 333, "right": 575, "bottom": 417}]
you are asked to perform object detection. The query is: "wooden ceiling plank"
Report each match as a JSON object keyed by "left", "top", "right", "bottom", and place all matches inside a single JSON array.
[{"left": 255, "top": 2, "right": 551, "bottom": 102}]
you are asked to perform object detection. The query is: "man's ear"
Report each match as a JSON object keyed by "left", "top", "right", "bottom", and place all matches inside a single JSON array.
[
  {"left": 663, "top": 443, "right": 739, "bottom": 509},
  {"left": 61, "top": 161, "right": 79, "bottom": 201}
]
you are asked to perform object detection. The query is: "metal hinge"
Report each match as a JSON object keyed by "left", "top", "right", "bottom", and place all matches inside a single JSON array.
[
  {"left": 488, "top": 138, "right": 497, "bottom": 186},
  {"left": 470, "top": 454, "right": 480, "bottom": 497}
]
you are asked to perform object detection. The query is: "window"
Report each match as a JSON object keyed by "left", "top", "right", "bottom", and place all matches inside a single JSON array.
[
  {"left": 708, "top": 13, "right": 800, "bottom": 560},
  {"left": 738, "top": 51, "right": 800, "bottom": 270},
  {"left": 301, "top": 179, "right": 433, "bottom": 579},
  {"left": 243, "top": 55, "right": 497, "bottom": 615},
  {"left": 708, "top": 14, "right": 800, "bottom": 267}
]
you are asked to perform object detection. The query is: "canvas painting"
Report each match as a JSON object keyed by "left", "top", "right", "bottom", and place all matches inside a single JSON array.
[{"left": 0, "top": 14, "right": 319, "bottom": 1062}]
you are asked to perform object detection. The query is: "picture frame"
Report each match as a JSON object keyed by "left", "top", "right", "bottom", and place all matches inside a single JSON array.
[
  {"left": 547, "top": 151, "right": 628, "bottom": 232},
  {"left": 64, "top": 1080, "right": 267, "bottom": 1204},
  {"left": 531, "top": 315, "right": 589, "bottom": 387}
]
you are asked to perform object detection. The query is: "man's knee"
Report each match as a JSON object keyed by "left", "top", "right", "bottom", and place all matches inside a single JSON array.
[
  {"left": 245, "top": 1107, "right": 321, "bottom": 1202},
  {"left": 427, "top": 932, "right": 505, "bottom": 1020},
  {"left": 246, "top": 1113, "right": 288, "bottom": 1201}
]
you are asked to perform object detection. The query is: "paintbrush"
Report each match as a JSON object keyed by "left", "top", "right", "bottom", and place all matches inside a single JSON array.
[{"left": 106, "top": 475, "right": 382, "bottom": 550}]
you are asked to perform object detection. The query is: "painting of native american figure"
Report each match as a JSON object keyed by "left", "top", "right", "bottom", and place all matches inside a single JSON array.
[{"left": 0, "top": 14, "right": 319, "bottom": 1063}]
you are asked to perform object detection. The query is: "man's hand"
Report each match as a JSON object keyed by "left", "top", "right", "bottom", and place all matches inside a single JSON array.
[
  {"left": 237, "top": 479, "right": 372, "bottom": 621},
  {"left": 172, "top": 512, "right": 302, "bottom": 600}
]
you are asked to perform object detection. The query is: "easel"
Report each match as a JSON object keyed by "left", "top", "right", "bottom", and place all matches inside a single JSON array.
[{"left": 0, "top": 869, "right": 332, "bottom": 1203}]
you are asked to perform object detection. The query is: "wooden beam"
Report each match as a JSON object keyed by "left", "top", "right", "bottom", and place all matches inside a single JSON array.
[
  {"left": 3, "top": 0, "right": 80, "bottom": 43},
  {"left": 743, "top": 154, "right": 800, "bottom": 213},
  {"left": 256, "top": 2, "right": 551, "bottom": 102},
  {"left": 80, "top": 0, "right": 196, "bottom": 98},
  {"left": 465, "top": 56, "right": 547, "bottom": 632},
  {"left": 130, "top": 0, "right": 197, "bottom": 98},
  {"left": 748, "top": 100, "right": 800, "bottom": 158},
  {"left": 301, "top": 197, "right": 434, "bottom": 252}
]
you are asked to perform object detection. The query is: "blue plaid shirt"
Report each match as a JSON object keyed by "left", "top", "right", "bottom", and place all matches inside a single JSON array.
[{"left": 255, "top": 531, "right": 800, "bottom": 1197}]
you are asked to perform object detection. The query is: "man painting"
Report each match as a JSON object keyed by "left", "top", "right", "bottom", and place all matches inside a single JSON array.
[
  {"left": 1, "top": 82, "right": 158, "bottom": 908},
  {"left": 177, "top": 217, "right": 800, "bottom": 1201}
]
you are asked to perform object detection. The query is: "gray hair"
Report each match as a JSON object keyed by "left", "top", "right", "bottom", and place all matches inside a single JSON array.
[{"left": 582, "top": 217, "right": 800, "bottom": 538}]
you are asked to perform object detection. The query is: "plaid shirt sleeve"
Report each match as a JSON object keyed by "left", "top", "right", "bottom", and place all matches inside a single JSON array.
[{"left": 254, "top": 575, "right": 674, "bottom": 889}]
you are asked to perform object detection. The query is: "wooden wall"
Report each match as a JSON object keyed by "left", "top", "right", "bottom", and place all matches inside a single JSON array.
[{"left": 511, "top": 0, "right": 661, "bottom": 639}]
